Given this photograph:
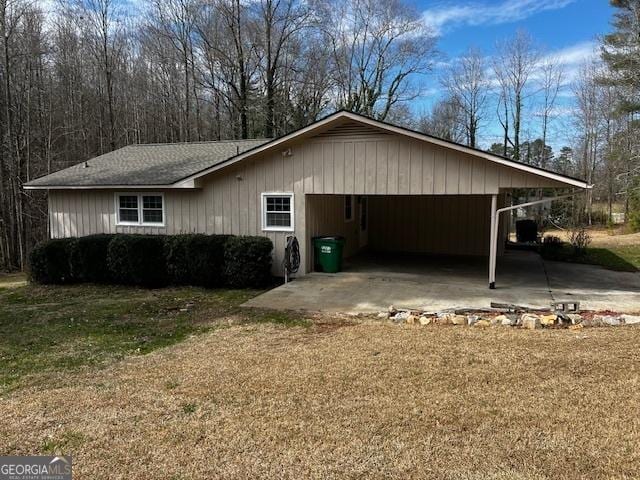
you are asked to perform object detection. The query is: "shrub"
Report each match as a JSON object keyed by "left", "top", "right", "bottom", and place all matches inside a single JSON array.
[
  {"left": 542, "top": 235, "right": 563, "bottom": 247},
  {"left": 71, "top": 234, "right": 114, "bottom": 283},
  {"left": 107, "top": 235, "right": 168, "bottom": 287},
  {"left": 30, "top": 233, "right": 274, "bottom": 289},
  {"left": 224, "top": 236, "right": 273, "bottom": 288},
  {"left": 29, "top": 238, "right": 78, "bottom": 284},
  {"left": 540, "top": 235, "right": 564, "bottom": 257},
  {"left": 629, "top": 210, "right": 640, "bottom": 233},
  {"left": 568, "top": 227, "right": 592, "bottom": 255},
  {"left": 164, "top": 235, "right": 194, "bottom": 285},
  {"left": 186, "top": 234, "right": 230, "bottom": 287},
  {"left": 164, "top": 234, "right": 230, "bottom": 287}
]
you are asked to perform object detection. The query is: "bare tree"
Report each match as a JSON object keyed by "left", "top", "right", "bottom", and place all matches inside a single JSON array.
[
  {"left": 315, "top": 0, "right": 437, "bottom": 120},
  {"left": 493, "top": 30, "right": 540, "bottom": 161},
  {"left": 441, "top": 47, "right": 488, "bottom": 148},
  {"left": 416, "top": 97, "right": 465, "bottom": 143},
  {"left": 146, "top": 0, "right": 200, "bottom": 142},
  {"left": 256, "top": 0, "right": 308, "bottom": 137},
  {"left": 537, "top": 56, "right": 563, "bottom": 168},
  {"left": 573, "top": 61, "right": 602, "bottom": 224},
  {"left": 198, "top": 0, "right": 260, "bottom": 139}
]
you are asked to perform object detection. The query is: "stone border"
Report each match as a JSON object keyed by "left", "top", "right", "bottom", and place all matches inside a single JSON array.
[{"left": 381, "top": 306, "right": 640, "bottom": 330}]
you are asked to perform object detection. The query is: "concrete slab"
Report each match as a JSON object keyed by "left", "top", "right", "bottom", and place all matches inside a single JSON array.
[
  {"left": 544, "top": 260, "right": 640, "bottom": 312},
  {"left": 243, "top": 250, "right": 640, "bottom": 314}
]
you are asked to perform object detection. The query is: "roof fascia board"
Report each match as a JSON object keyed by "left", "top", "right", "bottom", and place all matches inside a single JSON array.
[
  {"left": 177, "top": 111, "right": 589, "bottom": 190},
  {"left": 24, "top": 180, "right": 196, "bottom": 190},
  {"left": 338, "top": 113, "right": 591, "bottom": 189}
]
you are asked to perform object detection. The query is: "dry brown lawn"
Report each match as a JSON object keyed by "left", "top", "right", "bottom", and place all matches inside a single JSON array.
[
  {"left": 545, "top": 227, "right": 640, "bottom": 248},
  {"left": 2, "top": 321, "right": 640, "bottom": 479}
]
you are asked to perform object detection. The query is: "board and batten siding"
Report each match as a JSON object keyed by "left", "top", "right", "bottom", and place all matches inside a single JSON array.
[
  {"left": 48, "top": 125, "right": 564, "bottom": 275},
  {"left": 367, "top": 195, "right": 507, "bottom": 256}
]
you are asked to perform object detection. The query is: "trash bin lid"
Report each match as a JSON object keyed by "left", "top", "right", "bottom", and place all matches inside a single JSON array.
[{"left": 314, "top": 236, "right": 345, "bottom": 242}]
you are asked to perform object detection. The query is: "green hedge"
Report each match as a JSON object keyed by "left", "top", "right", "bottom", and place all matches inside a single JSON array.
[
  {"left": 107, "top": 235, "right": 168, "bottom": 287},
  {"left": 224, "top": 236, "right": 273, "bottom": 288},
  {"left": 29, "top": 238, "right": 78, "bottom": 284},
  {"left": 29, "top": 233, "right": 273, "bottom": 289},
  {"left": 186, "top": 234, "right": 231, "bottom": 287},
  {"left": 72, "top": 234, "right": 115, "bottom": 283},
  {"left": 165, "top": 234, "right": 230, "bottom": 287}
]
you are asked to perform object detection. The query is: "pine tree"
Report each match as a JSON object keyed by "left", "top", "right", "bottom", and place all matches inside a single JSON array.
[{"left": 601, "top": 0, "right": 640, "bottom": 113}]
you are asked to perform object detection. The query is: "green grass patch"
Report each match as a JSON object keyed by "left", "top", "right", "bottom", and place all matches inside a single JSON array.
[
  {"left": 242, "top": 308, "right": 312, "bottom": 327},
  {"left": 182, "top": 402, "right": 198, "bottom": 414},
  {"left": 0, "top": 282, "right": 283, "bottom": 394},
  {"left": 42, "top": 430, "right": 86, "bottom": 455},
  {"left": 541, "top": 244, "right": 640, "bottom": 272},
  {"left": 0, "top": 272, "right": 27, "bottom": 290}
]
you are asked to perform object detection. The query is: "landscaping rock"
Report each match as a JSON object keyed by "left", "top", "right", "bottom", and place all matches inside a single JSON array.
[
  {"left": 474, "top": 319, "right": 491, "bottom": 327},
  {"left": 388, "top": 305, "right": 397, "bottom": 315},
  {"left": 521, "top": 314, "right": 541, "bottom": 330},
  {"left": 540, "top": 314, "right": 557, "bottom": 327},
  {"left": 418, "top": 316, "right": 431, "bottom": 326},
  {"left": 393, "top": 311, "right": 410, "bottom": 323},
  {"left": 377, "top": 312, "right": 388, "bottom": 319},
  {"left": 600, "top": 315, "right": 622, "bottom": 326},
  {"left": 467, "top": 315, "right": 480, "bottom": 326},
  {"left": 582, "top": 316, "right": 603, "bottom": 328},
  {"left": 451, "top": 315, "right": 468, "bottom": 326},
  {"left": 406, "top": 314, "right": 417, "bottom": 325},
  {"left": 621, "top": 314, "right": 640, "bottom": 325},
  {"left": 493, "top": 314, "right": 507, "bottom": 323},
  {"left": 437, "top": 313, "right": 454, "bottom": 325},
  {"left": 494, "top": 314, "right": 515, "bottom": 326}
]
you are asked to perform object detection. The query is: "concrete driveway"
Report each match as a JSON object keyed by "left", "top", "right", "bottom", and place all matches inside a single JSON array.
[{"left": 243, "top": 251, "right": 640, "bottom": 314}]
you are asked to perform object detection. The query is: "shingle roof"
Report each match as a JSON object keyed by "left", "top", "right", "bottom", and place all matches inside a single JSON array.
[{"left": 24, "top": 139, "right": 270, "bottom": 187}]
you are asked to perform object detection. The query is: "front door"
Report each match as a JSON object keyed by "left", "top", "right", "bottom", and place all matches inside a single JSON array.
[{"left": 359, "top": 196, "right": 368, "bottom": 249}]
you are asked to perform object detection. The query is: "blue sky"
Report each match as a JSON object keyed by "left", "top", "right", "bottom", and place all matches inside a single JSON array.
[{"left": 408, "top": 0, "right": 614, "bottom": 151}]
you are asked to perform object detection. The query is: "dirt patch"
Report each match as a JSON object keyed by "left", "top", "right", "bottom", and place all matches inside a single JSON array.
[{"left": 2, "top": 322, "right": 640, "bottom": 479}]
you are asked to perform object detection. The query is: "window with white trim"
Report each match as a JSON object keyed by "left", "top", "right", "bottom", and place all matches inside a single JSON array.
[
  {"left": 262, "top": 193, "right": 294, "bottom": 231},
  {"left": 116, "top": 193, "right": 164, "bottom": 226}
]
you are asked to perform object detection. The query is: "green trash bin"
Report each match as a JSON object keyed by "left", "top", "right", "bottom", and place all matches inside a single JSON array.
[{"left": 313, "top": 236, "right": 345, "bottom": 273}]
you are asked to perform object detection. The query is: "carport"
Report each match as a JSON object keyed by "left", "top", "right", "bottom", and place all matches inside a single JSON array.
[
  {"left": 305, "top": 193, "right": 508, "bottom": 276},
  {"left": 263, "top": 112, "right": 592, "bottom": 289}
]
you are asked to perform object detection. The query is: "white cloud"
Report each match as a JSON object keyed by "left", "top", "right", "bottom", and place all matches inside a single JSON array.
[
  {"left": 543, "top": 41, "right": 599, "bottom": 84},
  {"left": 422, "top": 0, "right": 576, "bottom": 34}
]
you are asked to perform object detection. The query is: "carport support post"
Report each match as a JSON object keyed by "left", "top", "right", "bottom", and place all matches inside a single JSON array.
[{"left": 488, "top": 194, "right": 498, "bottom": 289}]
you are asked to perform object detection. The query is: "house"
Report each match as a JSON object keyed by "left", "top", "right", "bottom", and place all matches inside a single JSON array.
[{"left": 24, "top": 110, "right": 590, "bottom": 287}]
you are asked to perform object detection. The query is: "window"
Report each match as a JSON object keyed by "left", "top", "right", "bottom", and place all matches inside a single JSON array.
[
  {"left": 118, "top": 195, "right": 139, "bottom": 223},
  {"left": 344, "top": 195, "right": 353, "bottom": 222},
  {"left": 262, "top": 193, "right": 294, "bottom": 231},
  {"left": 116, "top": 193, "right": 164, "bottom": 226},
  {"left": 142, "top": 195, "right": 163, "bottom": 223}
]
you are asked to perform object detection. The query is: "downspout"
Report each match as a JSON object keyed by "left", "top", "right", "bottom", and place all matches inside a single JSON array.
[{"left": 488, "top": 189, "right": 587, "bottom": 289}]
